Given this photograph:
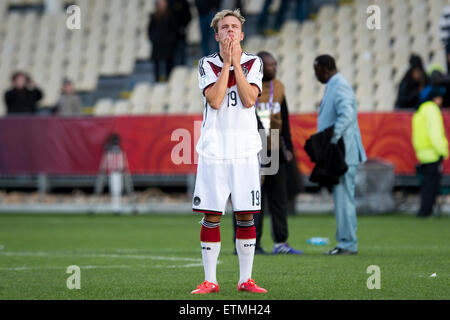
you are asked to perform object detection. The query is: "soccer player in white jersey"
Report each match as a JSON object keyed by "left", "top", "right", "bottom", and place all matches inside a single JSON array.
[{"left": 191, "top": 9, "right": 267, "bottom": 294}]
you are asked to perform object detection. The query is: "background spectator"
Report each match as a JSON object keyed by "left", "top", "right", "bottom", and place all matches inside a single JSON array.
[
  {"left": 169, "top": 0, "right": 192, "bottom": 66},
  {"left": 438, "top": 6, "right": 450, "bottom": 108},
  {"left": 4, "top": 71, "right": 43, "bottom": 115},
  {"left": 439, "top": 5, "right": 450, "bottom": 73},
  {"left": 395, "top": 54, "right": 428, "bottom": 110},
  {"left": 313, "top": 54, "right": 367, "bottom": 255},
  {"left": 412, "top": 82, "right": 449, "bottom": 217},
  {"left": 195, "top": 0, "right": 221, "bottom": 57},
  {"left": 56, "top": 79, "right": 83, "bottom": 116},
  {"left": 257, "top": 0, "right": 311, "bottom": 35},
  {"left": 148, "top": 0, "right": 177, "bottom": 82},
  {"left": 235, "top": 51, "right": 303, "bottom": 255}
]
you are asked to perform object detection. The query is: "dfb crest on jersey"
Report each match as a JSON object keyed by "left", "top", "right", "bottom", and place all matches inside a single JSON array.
[{"left": 193, "top": 196, "right": 201, "bottom": 206}]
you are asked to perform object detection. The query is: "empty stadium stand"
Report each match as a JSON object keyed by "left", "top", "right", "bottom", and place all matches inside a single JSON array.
[
  {"left": 0, "top": 0, "right": 449, "bottom": 116},
  {"left": 118, "top": 0, "right": 450, "bottom": 115}
]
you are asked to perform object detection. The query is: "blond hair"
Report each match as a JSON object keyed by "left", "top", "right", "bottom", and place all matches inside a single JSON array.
[{"left": 210, "top": 9, "right": 245, "bottom": 33}]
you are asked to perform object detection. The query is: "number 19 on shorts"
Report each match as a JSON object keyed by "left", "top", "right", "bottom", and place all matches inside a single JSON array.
[{"left": 250, "top": 190, "right": 260, "bottom": 206}]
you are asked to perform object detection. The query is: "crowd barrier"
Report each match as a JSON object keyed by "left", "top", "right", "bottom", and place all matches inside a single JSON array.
[{"left": 0, "top": 112, "right": 449, "bottom": 176}]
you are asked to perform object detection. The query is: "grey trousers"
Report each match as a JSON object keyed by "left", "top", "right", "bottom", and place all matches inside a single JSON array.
[{"left": 333, "top": 165, "right": 358, "bottom": 252}]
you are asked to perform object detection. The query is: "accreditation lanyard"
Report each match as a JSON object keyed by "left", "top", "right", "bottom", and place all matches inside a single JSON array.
[
  {"left": 255, "top": 80, "right": 274, "bottom": 111},
  {"left": 256, "top": 81, "right": 274, "bottom": 135}
]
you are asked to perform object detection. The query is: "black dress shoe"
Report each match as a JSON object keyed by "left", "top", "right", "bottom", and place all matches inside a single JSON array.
[
  {"left": 255, "top": 246, "right": 268, "bottom": 255},
  {"left": 326, "top": 247, "right": 358, "bottom": 255}
]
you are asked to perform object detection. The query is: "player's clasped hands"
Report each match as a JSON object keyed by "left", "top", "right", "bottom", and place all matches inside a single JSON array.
[
  {"left": 230, "top": 36, "right": 242, "bottom": 66},
  {"left": 221, "top": 34, "right": 241, "bottom": 66},
  {"left": 220, "top": 37, "right": 233, "bottom": 66}
]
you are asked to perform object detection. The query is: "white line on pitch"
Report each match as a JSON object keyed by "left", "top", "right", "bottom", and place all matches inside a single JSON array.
[
  {"left": 1, "top": 262, "right": 206, "bottom": 271},
  {"left": 0, "top": 251, "right": 201, "bottom": 262},
  {"left": 1, "top": 265, "right": 131, "bottom": 271}
]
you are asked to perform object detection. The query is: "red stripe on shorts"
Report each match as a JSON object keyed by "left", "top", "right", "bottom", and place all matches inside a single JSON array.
[
  {"left": 234, "top": 210, "right": 261, "bottom": 214},
  {"left": 193, "top": 209, "right": 222, "bottom": 215}
]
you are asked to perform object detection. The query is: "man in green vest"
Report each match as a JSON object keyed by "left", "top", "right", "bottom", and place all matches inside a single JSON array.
[{"left": 412, "top": 83, "right": 449, "bottom": 217}]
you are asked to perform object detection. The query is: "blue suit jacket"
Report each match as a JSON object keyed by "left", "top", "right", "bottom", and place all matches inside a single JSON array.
[{"left": 317, "top": 73, "right": 367, "bottom": 166}]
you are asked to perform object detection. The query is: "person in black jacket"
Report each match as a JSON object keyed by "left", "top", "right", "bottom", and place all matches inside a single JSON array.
[
  {"left": 169, "top": 0, "right": 191, "bottom": 66},
  {"left": 195, "top": 0, "right": 221, "bottom": 57},
  {"left": 4, "top": 71, "right": 43, "bottom": 115},
  {"left": 148, "top": 0, "right": 177, "bottom": 82},
  {"left": 233, "top": 51, "right": 303, "bottom": 255},
  {"left": 395, "top": 54, "right": 428, "bottom": 110},
  {"left": 305, "top": 125, "right": 347, "bottom": 190}
]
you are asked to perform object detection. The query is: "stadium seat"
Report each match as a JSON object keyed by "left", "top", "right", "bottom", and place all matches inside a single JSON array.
[
  {"left": 336, "top": 5, "right": 353, "bottom": 23},
  {"left": 1, "top": 0, "right": 445, "bottom": 117},
  {"left": 357, "top": 96, "right": 376, "bottom": 112},
  {"left": 242, "top": 0, "right": 265, "bottom": 15},
  {"left": 0, "top": 0, "right": 166, "bottom": 112},
  {"left": 280, "top": 20, "right": 300, "bottom": 37},
  {"left": 261, "top": 36, "right": 280, "bottom": 57},
  {"left": 185, "top": 88, "right": 203, "bottom": 114},
  {"left": 317, "top": 34, "right": 336, "bottom": 56},
  {"left": 298, "top": 35, "right": 316, "bottom": 54},
  {"left": 340, "top": 67, "right": 356, "bottom": 87},
  {"left": 78, "top": 60, "right": 99, "bottom": 92},
  {"left": 391, "top": 20, "right": 409, "bottom": 38},
  {"left": 317, "top": 4, "right": 336, "bottom": 23},
  {"left": 411, "top": 34, "right": 431, "bottom": 59},
  {"left": 114, "top": 100, "right": 132, "bottom": 115},
  {"left": 167, "top": 86, "right": 187, "bottom": 114},
  {"left": 187, "top": 15, "right": 201, "bottom": 45},
  {"left": 335, "top": 20, "right": 353, "bottom": 39},
  {"left": 392, "top": 34, "right": 412, "bottom": 56},
  {"left": 93, "top": 98, "right": 114, "bottom": 116},
  {"left": 117, "top": 44, "right": 137, "bottom": 76},
  {"left": 148, "top": 83, "right": 169, "bottom": 114},
  {"left": 429, "top": 0, "right": 446, "bottom": 20},
  {"left": 374, "top": 81, "right": 396, "bottom": 112},
  {"left": 130, "top": 82, "right": 151, "bottom": 114},
  {"left": 244, "top": 36, "right": 264, "bottom": 54},
  {"left": 0, "top": 98, "right": 6, "bottom": 116},
  {"left": 409, "top": 17, "right": 427, "bottom": 35},
  {"left": 41, "top": 72, "right": 63, "bottom": 107},
  {"left": 137, "top": 34, "right": 152, "bottom": 61},
  {"left": 374, "top": 64, "right": 394, "bottom": 85},
  {"left": 429, "top": 50, "right": 447, "bottom": 71},
  {"left": 299, "top": 20, "right": 317, "bottom": 40}
]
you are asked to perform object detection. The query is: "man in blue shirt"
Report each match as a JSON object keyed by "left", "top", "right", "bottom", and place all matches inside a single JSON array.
[{"left": 313, "top": 55, "right": 367, "bottom": 255}]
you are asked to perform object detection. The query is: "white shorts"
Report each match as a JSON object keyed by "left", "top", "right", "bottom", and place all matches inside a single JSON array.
[{"left": 192, "top": 154, "right": 261, "bottom": 215}]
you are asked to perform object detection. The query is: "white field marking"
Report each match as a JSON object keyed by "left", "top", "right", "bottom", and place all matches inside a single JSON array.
[
  {"left": 165, "top": 263, "right": 204, "bottom": 268},
  {"left": 2, "top": 262, "right": 207, "bottom": 271},
  {"left": 0, "top": 251, "right": 201, "bottom": 262},
  {"left": 2, "top": 265, "right": 130, "bottom": 271}
]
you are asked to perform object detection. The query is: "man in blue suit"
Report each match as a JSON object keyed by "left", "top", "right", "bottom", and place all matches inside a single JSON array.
[{"left": 313, "top": 55, "right": 367, "bottom": 255}]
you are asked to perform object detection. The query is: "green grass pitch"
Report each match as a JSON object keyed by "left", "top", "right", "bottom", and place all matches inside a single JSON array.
[{"left": 0, "top": 213, "right": 449, "bottom": 300}]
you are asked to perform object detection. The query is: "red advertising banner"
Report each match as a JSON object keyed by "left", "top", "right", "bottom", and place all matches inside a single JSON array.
[{"left": 0, "top": 113, "right": 448, "bottom": 175}]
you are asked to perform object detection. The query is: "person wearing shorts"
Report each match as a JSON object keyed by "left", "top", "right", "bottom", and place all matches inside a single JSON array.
[{"left": 190, "top": 9, "right": 267, "bottom": 294}]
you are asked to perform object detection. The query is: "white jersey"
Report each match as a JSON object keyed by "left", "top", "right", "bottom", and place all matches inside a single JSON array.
[{"left": 196, "top": 52, "right": 263, "bottom": 160}]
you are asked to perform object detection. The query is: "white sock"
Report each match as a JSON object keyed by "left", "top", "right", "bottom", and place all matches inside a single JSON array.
[
  {"left": 201, "top": 242, "right": 220, "bottom": 284},
  {"left": 236, "top": 238, "right": 256, "bottom": 285}
]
